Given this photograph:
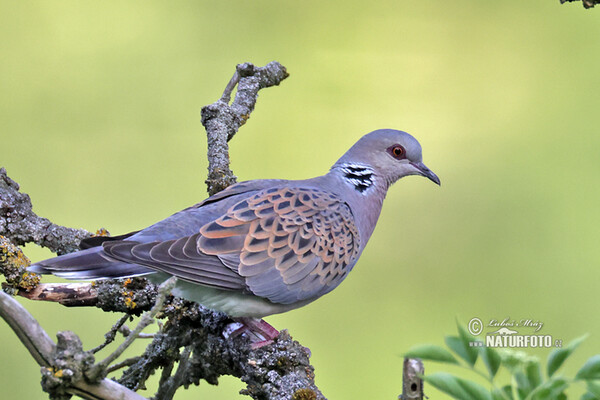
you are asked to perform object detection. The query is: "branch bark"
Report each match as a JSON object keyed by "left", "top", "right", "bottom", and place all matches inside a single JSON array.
[
  {"left": 401, "top": 358, "right": 424, "bottom": 400},
  {"left": 17, "top": 282, "right": 99, "bottom": 307},
  {"left": 0, "top": 61, "right": 326, "bottom": 400}
]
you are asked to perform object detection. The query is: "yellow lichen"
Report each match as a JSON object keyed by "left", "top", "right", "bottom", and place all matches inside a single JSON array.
[
  {"left": 94, "top": 228, "right": 110, "bottom": 237},
  {"left": 124, "top": 297, "right": 137, "bottom": 309},
  {"left": 123, "top": 291, "right": 137, "bottom": 309},
  {"left": 0, "top": 235, "right": 37, "bottom": 292},
  {"left": 12, "top": 250, "right": 30, "bottom": 268},
  {"left": 19, "top": 271, "right": 41, "bottom": 291},
  {"left": 0, "top": 237, "right": 30, "bottom": 267},
  {"left": 53, "top": 369, "right": 64, "bottom": 378},
  {"left": 292, "top": 388, "right": 317, "bottom": 400}
]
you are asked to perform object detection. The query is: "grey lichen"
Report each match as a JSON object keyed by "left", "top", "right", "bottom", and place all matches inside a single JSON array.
[
  {"left": 94, "top": 277, "right": 158, "bottom": 315},
  {"left": 41, "top": 331, "right": 95, "bottom": 400},
  {"left": 240, "top": 331, "right": 323, "bottom": 400}
]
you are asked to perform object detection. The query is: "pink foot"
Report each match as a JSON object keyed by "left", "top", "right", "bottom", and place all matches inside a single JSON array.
[{"left": 224, "top": 317, "right": 279, "bottom": 348}]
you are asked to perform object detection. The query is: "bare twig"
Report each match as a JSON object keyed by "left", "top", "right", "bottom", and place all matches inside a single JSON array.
[
  {"left": 220, "top": 70, "right": 241, "bottom": 104},
  {"left": 90, "top": 314, "right": 131, "bottom": 354},
  {"left": 106, "top": 357, "right": 142, "bottom": 375},
  {"left": 154, "top": 346, "right": 192, "bottom": 400},
  {"left": 13, "top": 279, "right": 159, "bottom": 315},
  {"left": 18, "top": 282, "right": 98, "bottom": 307},
  {"left": 119, "top": 325, "right": 155, "bottom": 339},
  {"left": 201, "top": 61, "right": 289, "bottom": 195}
]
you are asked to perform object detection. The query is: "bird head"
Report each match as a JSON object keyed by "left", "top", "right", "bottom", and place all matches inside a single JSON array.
[{"left": 334, "top": 129, "right": 440, "bottom": 188}]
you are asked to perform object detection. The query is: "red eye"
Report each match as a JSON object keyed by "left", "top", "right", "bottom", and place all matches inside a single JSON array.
[{"left": 387, "top": 144, "right": 406, "bottom": 160}]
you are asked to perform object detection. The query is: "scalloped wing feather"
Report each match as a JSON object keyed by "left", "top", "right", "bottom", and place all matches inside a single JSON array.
[
  {"left": 95, "top": 187, "right": 360, "bottom": 305},
  {"left": 197, "top": 187, "right": 360, "bottom": 304}
]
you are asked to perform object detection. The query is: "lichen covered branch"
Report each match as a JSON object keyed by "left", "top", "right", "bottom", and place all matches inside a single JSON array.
[{"left": 201, "top": 61, "right": 289, "bottom": 195}]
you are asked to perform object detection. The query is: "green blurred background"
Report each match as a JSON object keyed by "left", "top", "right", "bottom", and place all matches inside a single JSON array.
[{"left": 1, "top": 1, "right": 599, "bottom": 399}]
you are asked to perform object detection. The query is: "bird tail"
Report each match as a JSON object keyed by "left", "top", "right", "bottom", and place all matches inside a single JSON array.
[{"left": 29, "top": 246, "right": 154, "bottom": 280}]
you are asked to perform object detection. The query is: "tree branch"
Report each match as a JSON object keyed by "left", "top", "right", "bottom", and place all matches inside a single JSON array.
[
  {"left": 0, "top": 290, "right": 145, "bottom": 400},
  {"left": 201, "top": 61, "right": 289, "bottom": 195},
  {"left": 401, "top": 358, "right": 424, "bottom": 400},
  {"left": 17, "top": 282, "right": 99, "bottom": 307}
]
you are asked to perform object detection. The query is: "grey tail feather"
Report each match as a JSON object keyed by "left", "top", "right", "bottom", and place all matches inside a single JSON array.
[
  {"left": 79, "top": 230, "right": 140, "bottom": 249},
  {"left": 28, "top": 247, "right": 155, "bottom": 280}
]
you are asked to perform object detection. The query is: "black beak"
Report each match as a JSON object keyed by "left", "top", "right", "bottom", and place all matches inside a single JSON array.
[{"left": 411, "top": 161, "right": 441, "bottom": 186}]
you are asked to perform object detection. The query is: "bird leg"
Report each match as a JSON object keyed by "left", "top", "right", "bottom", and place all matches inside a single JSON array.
[{"left": 224, "top": 317, "right": 280, "bottom": 348}]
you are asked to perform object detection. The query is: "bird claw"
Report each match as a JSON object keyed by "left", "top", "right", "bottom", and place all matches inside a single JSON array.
[{"left": 223, "top": 317, "right": 279, "bottom": 348}]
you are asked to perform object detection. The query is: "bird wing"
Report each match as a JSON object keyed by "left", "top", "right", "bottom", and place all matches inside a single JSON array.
[{"left": 102, "top": 186, "right": 361, "bottom": 304}]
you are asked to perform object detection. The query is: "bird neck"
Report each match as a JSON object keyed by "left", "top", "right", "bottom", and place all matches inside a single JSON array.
[{"left": 325, "top": 163, "right": 389, "bottom": 244}]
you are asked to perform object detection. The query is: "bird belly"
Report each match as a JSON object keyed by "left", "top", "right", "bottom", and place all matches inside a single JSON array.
[{"left": 149, "top": 273, "right": 309, "bottom": 318}]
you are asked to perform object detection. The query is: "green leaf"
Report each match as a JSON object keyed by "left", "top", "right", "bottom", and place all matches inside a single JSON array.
[
  {"left": 501, "top": 349, "right": 527, "bottom": 374},
  {"left": 424, "top": 372, "right": 471, "bottom": 400},
  {"left": 457, "top": 378, "right": 493, "bottom": 400},
  {"left": 581, "top": 393, "right": 598, "bottom": 400},
  {"left": 515, "top": 371, "right": 531, "bottom": 399},
  {"left": 404, "top": 344, "right": 459, "bottom": 364},
  {"left": 458, "top": 322, "right": 480, "bottom": 366},
  {"left": 480, "top": 346, "right": 502, "bottom": 379},
  {"left": 446, "top": 335, "right": 478, "bottom": 367},
  {"left": 576, "top": 355, "right": 600, "bottom": 380},
  {"left": 547, "top": 334, "right": 588, "bottom": 377},
  {"left": 492, "top": 385, "right": 513, "bottom": 400},
  {"left": 525, "top": 359, "right": 543, "bottom": 390},
  {"left": 528, "top": 377, "right": 568, "bottom": 400},
  {"left": 586, "top": 380, "right": 600, "bottom": 397},
  {"left": 424, "top": 372, "right": 491, "bottom": 400}
]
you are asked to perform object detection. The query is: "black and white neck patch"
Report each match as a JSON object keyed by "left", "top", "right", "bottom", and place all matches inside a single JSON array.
[{"left": 340, "top": 164, "right": 375, "bottom": 193}]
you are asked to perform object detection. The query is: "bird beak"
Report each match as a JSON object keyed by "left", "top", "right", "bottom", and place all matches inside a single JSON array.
[{"left": 411, "top": 162, "right": 441, "bottom": 186}]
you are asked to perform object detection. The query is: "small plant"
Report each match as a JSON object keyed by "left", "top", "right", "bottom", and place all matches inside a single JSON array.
[{"left": 404, "top": 323, "right": 600, "bottom": 400}]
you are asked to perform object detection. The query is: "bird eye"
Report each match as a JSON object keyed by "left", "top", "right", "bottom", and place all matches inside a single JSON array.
[{"left": 387, "top": 144, "right": 406, "bottom": 160}]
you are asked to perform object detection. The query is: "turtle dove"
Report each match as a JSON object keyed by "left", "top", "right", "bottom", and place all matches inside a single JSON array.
[{"left": 30, "top": 129, "right": 440, "bottom": 319}]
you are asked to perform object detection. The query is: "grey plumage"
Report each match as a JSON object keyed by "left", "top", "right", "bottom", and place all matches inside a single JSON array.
[{"left": 29, "top": 129, "right": 440, "bottom": 317}]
